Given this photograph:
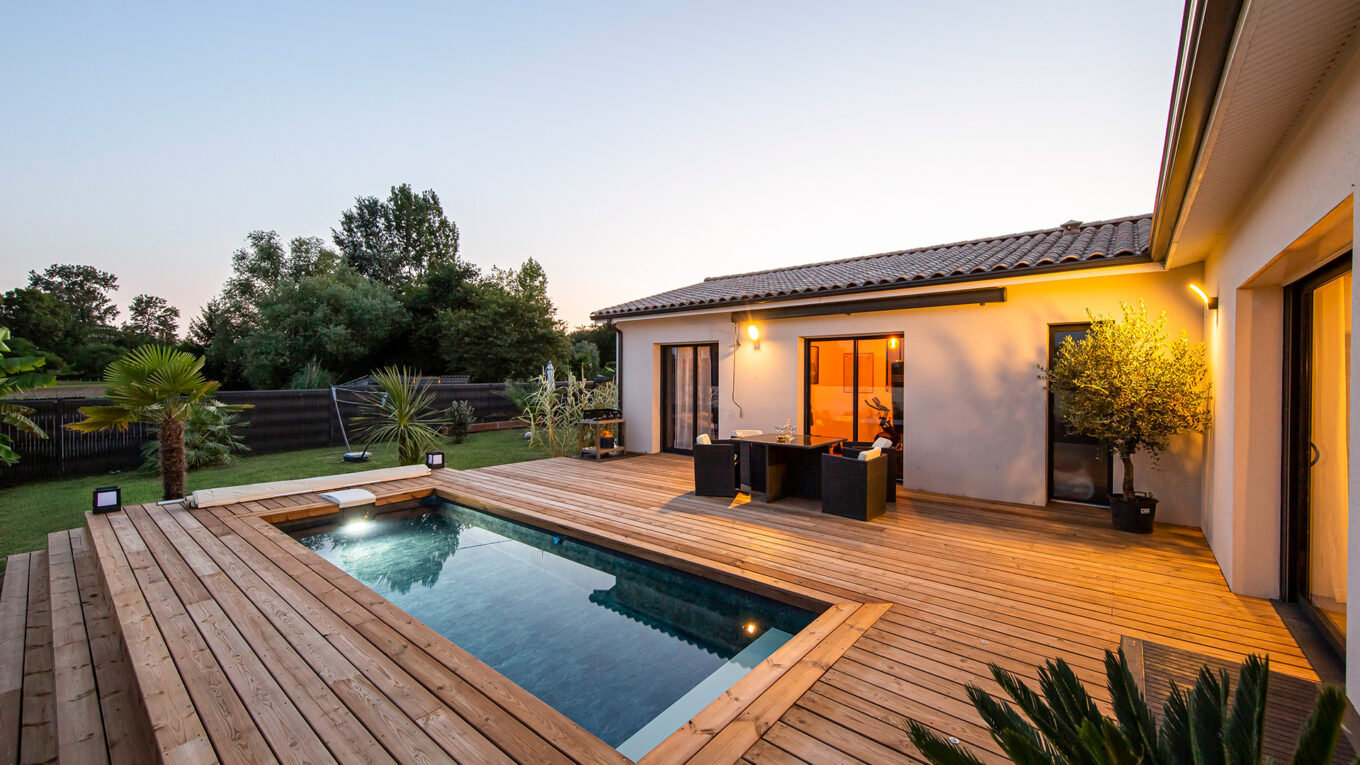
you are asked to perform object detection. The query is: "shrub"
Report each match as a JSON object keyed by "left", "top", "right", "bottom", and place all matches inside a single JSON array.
[
  {"left": 448, "top": 400, "right": 475, "bottom": 444},
  {"left": 141, "top": 401, "right": 249, "bottom": 472}
]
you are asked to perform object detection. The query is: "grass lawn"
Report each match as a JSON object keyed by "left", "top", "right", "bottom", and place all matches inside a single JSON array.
[{"left": 0, "top": 428, "right": 542, "bottom": 569}]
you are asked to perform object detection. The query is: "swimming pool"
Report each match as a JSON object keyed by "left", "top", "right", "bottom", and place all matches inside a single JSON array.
[{"left": 290, "top": 501, "right": 817, "bottom": 758}]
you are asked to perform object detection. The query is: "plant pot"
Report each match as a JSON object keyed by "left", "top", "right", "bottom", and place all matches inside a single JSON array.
[
  {"left": 600, "top": 436, "right": 615, "bottom": 450},
  {"left": 1110, "top": 494, "right": 1158, "bottom": 534}
]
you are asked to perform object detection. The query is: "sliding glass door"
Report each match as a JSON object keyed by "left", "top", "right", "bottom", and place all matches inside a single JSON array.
[
  {"left": 804, "top": 335, "right": 904, "bottom": 446},
  {"left": 1048, "top": 324, "right": 1113, "bottom": 504},
  {"left": 1286, "top": 254, "right": 1352, "bottom": 649},
  {"left": 661, "top": 343, "right": 719, "bottom": 453}
]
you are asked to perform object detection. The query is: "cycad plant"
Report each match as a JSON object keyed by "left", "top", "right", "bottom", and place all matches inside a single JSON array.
[
  {"left": 906, "top": 650, "right": 1350, "bottom": 765},
  {"left": 0, "top": 327, "right": 56, "bottom": 466},
  {"left": 68, "top": 346, "right": 234, "bottom": 500},
  {"left": 354, "top": 367, "right": 445, "bottom": 465}
]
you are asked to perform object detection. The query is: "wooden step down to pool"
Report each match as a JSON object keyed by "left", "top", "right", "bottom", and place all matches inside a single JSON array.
[{"left": 0, "top": 529, "right": 156, "bottom": 765}]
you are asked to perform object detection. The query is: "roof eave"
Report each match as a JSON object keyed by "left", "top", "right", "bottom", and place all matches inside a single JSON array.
[{"left": 1150, "top": 0, "right": 1245, "bottom": 262}]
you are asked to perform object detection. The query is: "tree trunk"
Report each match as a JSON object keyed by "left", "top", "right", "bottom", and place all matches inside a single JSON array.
[
  {"left": 160, "top": 417, "right": 187, "bottom": 501},
  {"left": 1121, "top": 451, "right": 1136, "bottom": 501}
]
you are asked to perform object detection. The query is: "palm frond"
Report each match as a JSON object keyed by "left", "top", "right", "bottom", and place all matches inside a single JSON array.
[
  {"left": 1224, "top": 655, "right": 1268, "bottom": 765},
  {"left": 1105, "top": 648, "right": 1160, "bottom": 763},
  {"left": 1290, "top": 686, "right": 1346, "bottom": 765},
  {"left": 1188, "top": 667, "right": 1230, "bottom": 765},
  {"left": 905, "top": 721, "right": 988, "bottom": 765}
]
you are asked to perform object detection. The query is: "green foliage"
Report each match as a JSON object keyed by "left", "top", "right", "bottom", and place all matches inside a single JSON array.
[
  {"left": 569, "top": 322, "right": 617, "bottom": 369},
  {"left": 1040, "top": 302, "right": 1211, "bottom": 499},
  {"left": 0, "top": 327, "right": 57, "bottom": 465},
  {"left": 569, "top": 340, "right": 602, "bottom": 379},
  {"left": 238, "top": 268, "right": 407, "bottom": 389},
  {"left": 27, "top": 264, "right": 120, "bottom": 327},
  {"left": 122, "top": 294, "right": 180, "bottom": 344},
  {"left": 516, "top": 374, "right": 617, "bottom": 457},
  {"left": 906, "top": 650, "right": 1350, "bottom": 765},
  {"left": 438, "top": 259, "right": 572, "bottom": 382},
  {"left": 288, "top": 360, "right": 335, "bottom": 390},
  {"left": 354, "top": 367, "right": 447, "bottom": 465},
  {"left": 333, "top": 184, "right": 460, "bottom": 287},
  {"left": 447, "top": 400, "right": 476, "bottom": 444},
  {"left": 141, "top": 401, "right": 249, "bottom": 472},
  {"left": 68, "top": 346, "right": 244, "bottom": 499},
  {"left": 1, "top": 265, "right": 126, "bottom": 378}
]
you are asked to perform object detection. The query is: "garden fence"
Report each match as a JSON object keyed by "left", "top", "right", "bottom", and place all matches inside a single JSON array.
[{"left": 0, "top": 382, "right": 530, "bottom": 484}]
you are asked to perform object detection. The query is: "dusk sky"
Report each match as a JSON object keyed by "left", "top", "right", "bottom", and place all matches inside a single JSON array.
[{"left": 1, "top": 1, "right": 1184, "bottom": 329}]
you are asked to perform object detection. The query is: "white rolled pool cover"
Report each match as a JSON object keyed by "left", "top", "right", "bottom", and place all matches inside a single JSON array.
[{"left": 185, "top": 464, "right": 431, "bottom": 508}]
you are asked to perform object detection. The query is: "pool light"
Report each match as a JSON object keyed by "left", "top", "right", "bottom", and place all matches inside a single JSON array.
[
  {"left": 341, "top": 519, "right": 375, "bottom": 537},
  {"left": 426, "top": 451, "right": 445, "bottom": 469},
  {"left": 744, "top": 622, "right": 758, "bottom": 635},
  {"left": 92, "top": 486, "right": 121, "bottom": 514}
]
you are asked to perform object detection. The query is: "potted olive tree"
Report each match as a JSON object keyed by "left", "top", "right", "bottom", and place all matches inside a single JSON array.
[{"left": 1041, "top": 302, "right": 1210, "bottom": 533}]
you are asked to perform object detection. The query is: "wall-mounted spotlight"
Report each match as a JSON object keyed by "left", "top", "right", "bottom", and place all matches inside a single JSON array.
[
  {"left": 1189, "top": 284, "right": 1218, "bottom": 310},
  {"left": 746, "top": 323, "right": 761, "bottom": 350}
]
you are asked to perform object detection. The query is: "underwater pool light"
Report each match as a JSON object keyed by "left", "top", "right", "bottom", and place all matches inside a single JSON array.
[
  {"left": 744, "top": 622, "right": 758, "bottom": 635},
  {"left": 341, "top": 519, "right": 375, "bottom": 537}
]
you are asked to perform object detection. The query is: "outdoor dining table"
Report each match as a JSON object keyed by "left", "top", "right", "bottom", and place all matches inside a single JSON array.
[{"left": 733, "top": 433, "right": 846, "bottom": 503}]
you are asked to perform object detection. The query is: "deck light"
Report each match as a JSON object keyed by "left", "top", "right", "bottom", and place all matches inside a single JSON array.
[
  {"left": 1189, "top": 284, "right": 1219, "bottom": 310},
  {"left": 426, "top": 451, "right": 445, "bottom": 469},
  {"left": 92, "top": 486, "right": 121, "bottom": 514}
]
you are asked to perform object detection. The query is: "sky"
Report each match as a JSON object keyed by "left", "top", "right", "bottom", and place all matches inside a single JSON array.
[{"left": 0, "top": 1, "right": 1185, "bottom": 330}]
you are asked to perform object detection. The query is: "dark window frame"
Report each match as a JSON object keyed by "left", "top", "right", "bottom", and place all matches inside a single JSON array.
[
  {"left": 1046, "top": 323, "right": 1114, "bottom": 506},
  {"left": 659, "top": 342, "right": 719, "bottom": 454},
  {"left": 802, "top": 333, "right": 904, "bottom": 445}
]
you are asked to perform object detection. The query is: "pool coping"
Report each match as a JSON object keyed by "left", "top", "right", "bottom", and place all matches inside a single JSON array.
[{"left": 254, "top": 482, "right": 891, "bottom": 763}]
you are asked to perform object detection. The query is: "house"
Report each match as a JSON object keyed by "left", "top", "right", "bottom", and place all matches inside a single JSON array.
[{"left": 594, "top": 0, "right": 1360, "bottom": 701}]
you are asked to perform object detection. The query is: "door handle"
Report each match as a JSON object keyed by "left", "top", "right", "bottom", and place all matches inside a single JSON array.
[{"left": 1309, "top": 442, "right": 1321, "bottom": 467}]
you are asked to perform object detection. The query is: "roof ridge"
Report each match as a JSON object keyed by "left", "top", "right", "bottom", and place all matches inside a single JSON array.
[{"left": 702, "top": 213, "right": 1151, "bottom": 282}]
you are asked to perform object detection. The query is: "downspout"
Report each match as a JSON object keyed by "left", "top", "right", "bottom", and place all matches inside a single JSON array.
[
  {"left": 614, "top": 323, "right": 623, "bottom": 408},
  {"left": 730, "top": 322, "right": 743, "bottom": 418}
]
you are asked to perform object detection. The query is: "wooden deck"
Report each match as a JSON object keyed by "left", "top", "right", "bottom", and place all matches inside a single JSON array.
[{"left": 0, "top": 453, "right": 1326, "bottom": 763}]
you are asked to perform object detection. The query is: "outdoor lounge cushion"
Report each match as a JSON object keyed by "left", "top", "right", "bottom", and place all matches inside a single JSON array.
[
  {"left": 870, "top": 437, "right": 894, "bottom": 449},
  {"left": 857, "top": 447, "right": 882, "bottom": 461},
  {"left": 695, "top": 433, "right": 712, "bottom": 445},
  {"left": 318, "top": 488, "right": 377, "bottom": 508},
  {"left": 185, "top": 464, "right": 431, "bottom": 508}
]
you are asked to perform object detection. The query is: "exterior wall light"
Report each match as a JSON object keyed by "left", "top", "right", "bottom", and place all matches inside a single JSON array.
[
  {"left": 747, "top": 324, "right": 760, "bottom": 342},
  {"left": 425, "top": 451, "right": 445, "bottom": 469},
  {"left": 92, "top": 486, "right": 121, "bottom": 514},
  {"left": 1189, "top": 284, "right": 1219, "bottom": 310}
]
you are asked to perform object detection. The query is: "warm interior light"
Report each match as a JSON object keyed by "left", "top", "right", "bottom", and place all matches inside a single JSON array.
[
  {"left": 1189, "top": 284, "right": 1210, "bottom": 304},
  {"left": 747, "top": 324, "right": 759, "bottom": 342},
  {"left": 744, "top": 622, "right": 757, "bottom": 635},
  {"left": 889, "top": 337, "right": 898, "bottom": 349}
]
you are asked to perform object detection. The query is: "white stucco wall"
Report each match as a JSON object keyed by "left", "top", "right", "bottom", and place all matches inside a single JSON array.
[
  {"left": 1188, "top": 45, "right": 1359, "bottom": 695},
  {"left": 616, "top": 264, "right": 1207, "bottom": 526}
]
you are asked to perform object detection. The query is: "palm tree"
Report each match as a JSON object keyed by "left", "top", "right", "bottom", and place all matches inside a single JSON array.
[
  {"left": 0, "top": 327, "right": 56, "bottom": 466},
  {"left": 906, "top": 650, "right": 1349, "bottom": 765},
  {"left": 354, "top": 367, "right": 445, "bottom": 465},
  {"left": 68, "top": 346, "right": 227, "bottom": 500}
]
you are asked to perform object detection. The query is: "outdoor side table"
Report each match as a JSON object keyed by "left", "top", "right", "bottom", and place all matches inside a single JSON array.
[{"left": 580, "top": 417, "right": 626, "bottom": 460}]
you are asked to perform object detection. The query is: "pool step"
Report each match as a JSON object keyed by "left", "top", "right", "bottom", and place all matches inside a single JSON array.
[{"left": 0, "top": 530, "right": 156, "bottom": 764}]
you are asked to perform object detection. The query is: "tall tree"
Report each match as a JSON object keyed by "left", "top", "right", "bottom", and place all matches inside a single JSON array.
[
  {"left": 0, "top": 287, "right": 75, "bottom": 367},
  {"left": 27, "top": 264, "right": 120, "bottom": 327},
  {"left": 123, "top": 294, "right": 180, "bottom": 344},
  {"left": 333, "top": 184, "right": 460, "bottom": 287},
  {"left": 438, "top": 258, "right": 570, "bottom": 381}
]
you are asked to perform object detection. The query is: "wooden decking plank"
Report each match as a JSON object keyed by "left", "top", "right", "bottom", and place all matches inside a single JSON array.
[
  {"left": 103, "top": 510, "right": 276, "bottom": 763},
  {"left": 69, "top": 527, "right": 156, "bottom": 765},
  {"left": 19, "top": 550, "right": 55, "bottom": 765},
  {"left": 83, "top": 512, "right": 215, "bottom": 764},
  {"left": 0, "top": 553, "right": 32, "bottom": 765},
  {"left": 46, "top": 530, "right": 108, "bottom": 764}
]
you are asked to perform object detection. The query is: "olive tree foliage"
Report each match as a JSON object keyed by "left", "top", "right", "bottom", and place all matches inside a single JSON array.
[
  {"left": 333, "top": 184, "right": 460, "bottom": 288},
  {"left": 1040, "top": 302, "right": 1211, "bottom": 500}
]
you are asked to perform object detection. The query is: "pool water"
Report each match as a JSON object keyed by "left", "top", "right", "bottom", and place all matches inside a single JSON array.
[{"left": 291, "top": 502, "right": 817, "bottom": 756}]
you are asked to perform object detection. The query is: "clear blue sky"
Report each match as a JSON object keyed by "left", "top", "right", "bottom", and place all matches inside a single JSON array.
[{"left": 0, "top": 1, "right": 1184, "bottom": 328}]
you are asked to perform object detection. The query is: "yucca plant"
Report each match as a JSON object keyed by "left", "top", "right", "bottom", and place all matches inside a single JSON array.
[
  {"left": 447, "top": 399, "right": 476, "bottom": 444},
  {"left": 354, "top": 367, "right": 445, "bottom": 465},
  {"left": 906, "top": 650, "right": 1351, "bottom": 765},
  {"left": 68, "top": 346, "right": 238, "bottom": 500},
  {"left": 0, "top": 327, "right": 57, "bottom": 465}
]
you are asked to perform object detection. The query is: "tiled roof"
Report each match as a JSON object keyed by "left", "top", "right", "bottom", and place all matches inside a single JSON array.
[{"left": 592, "top": 214, "right": 1152, "bottom": 319}]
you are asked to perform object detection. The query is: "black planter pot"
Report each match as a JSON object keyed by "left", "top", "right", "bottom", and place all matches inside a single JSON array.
[{"left": 1110, "top": 494, "right": 1158, "bottom": 534}]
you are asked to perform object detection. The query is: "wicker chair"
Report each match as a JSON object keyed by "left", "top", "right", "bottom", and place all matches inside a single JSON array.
[
  {"left": 693, "top": 439, "right": 739, "bottom": 498},
  {"left": 841, "top": 442, "right": 900, "bottom": 505},
  {"left": 820, "top": 450, "right": 888, "bottom": 521}
]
